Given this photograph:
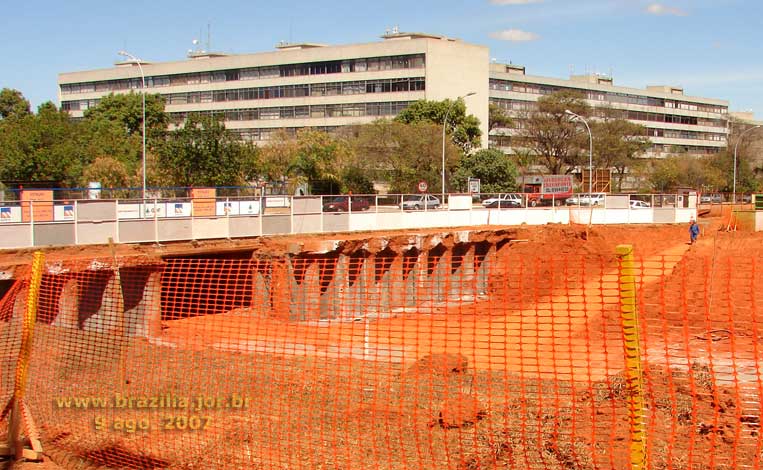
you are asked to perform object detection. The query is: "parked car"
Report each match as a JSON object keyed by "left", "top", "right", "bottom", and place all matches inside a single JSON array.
[
  {"left": 629, "top": 200, "right": 651, "bottom": 209},
  {"left": 700, "top": 194, "right": 722, "bottom": 204},
  {"left": 322, "top": 196, "right": 370, "bottom": 212},
  {"left": 481, "top": 193, "right": 523, "bottom": 208},
  {"left": 566, "top": 193, "right": 606, "bottom": 206},
  {"left": 400, "top": 194, "right": 441, "bottom": 211}
]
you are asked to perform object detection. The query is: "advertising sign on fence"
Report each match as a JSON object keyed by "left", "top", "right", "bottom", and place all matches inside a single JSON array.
[
  {"left": 191, "top": 188, "right": 216, "bottom": 217},
  {"left": 20, "top": 190, "right": 54, "bottom": 222}
]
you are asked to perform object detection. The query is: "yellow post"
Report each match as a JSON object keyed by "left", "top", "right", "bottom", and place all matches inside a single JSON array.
[
  {"left": 616, "top": 245, "right": 647, "bottom": 470},
  {"left": 2, "top": 251, "right": 46, "bottom": 459}
]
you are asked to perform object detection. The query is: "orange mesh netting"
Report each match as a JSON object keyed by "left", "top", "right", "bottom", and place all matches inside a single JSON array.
[{"left": 1, "top": 235, "right": 762, "bottom": 469}]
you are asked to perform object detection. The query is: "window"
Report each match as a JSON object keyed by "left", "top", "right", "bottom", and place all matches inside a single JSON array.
[{"left": 260, "top": 108, "right": 280, "bottom": 120}]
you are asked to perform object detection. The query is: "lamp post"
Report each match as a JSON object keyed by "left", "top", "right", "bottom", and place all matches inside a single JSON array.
[
  {"left": 565, "top": 110, "right": 593, "bottom": 196},
  {"left": 733, "top": 125, "right": 761, "bottom": 203},
  {"left": 442, "top": 92, "right": 476, "bottom": 200},
  {"left": 118, "top": 50, "right": 147, "bottom": 200}
]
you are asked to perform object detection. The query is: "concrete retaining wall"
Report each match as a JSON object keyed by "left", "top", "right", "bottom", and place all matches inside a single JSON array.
[{"left": 0, "top": 206, "right": 698, "bottom": 250}]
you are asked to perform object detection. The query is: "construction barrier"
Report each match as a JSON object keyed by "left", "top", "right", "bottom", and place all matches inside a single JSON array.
[{"left": 0, "top": 239, "right": 761, "bottom": 469}]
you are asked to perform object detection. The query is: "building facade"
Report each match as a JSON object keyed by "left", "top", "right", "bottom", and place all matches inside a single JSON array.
[
  {"left": 58, "top": 33, "right": 488, "bottom": 145},
  {"left": 59, "top": 33, "right": 730, "bottom": 159},
  {"left": 488, "top": 63, "right": 729, "bottom": 158}
]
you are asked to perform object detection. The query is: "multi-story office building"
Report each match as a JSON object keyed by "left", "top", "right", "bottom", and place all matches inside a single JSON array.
[
  {"left": 59, "top": 32, "right": 730, "bottom": 159},
  {"left": 58, "top": 32, "right": 489, "bottom": 144},
  {"left": 488, "top": 63, "right": 729, "bottom": 158}
]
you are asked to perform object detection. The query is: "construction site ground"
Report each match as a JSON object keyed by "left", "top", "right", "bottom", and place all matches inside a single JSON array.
[{"left": 3, "top": 214, "right": 763, "bottom": 469}]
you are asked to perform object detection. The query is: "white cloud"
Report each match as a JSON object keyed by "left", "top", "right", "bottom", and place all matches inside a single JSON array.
[
  {"left": 490, "top": 0, "right": 543, "bottom": 4},
  {"left": 489, "top": 29, "right": 540, "bottom": 42},
  {"left": 645, "top": 3, "right": 687, "bottom": 16}
]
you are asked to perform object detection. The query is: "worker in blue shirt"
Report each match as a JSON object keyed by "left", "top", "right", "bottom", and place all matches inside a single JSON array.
[{"left": 689, "top": 219, "right": 700, "bottom": 245}]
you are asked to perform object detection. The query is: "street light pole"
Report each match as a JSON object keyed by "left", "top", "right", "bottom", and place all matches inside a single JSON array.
[
  {"left": 118, "top": 50, "right": 147, "bottom": 200},
  {"left": 565, "top": 110, "right": 593, "bottom": 196},
  {"left": 733, "top": 125, "right": 761, "bottom": 203},
  {"left": 442, "top": 92, "right": 476, "bottom": 200}
]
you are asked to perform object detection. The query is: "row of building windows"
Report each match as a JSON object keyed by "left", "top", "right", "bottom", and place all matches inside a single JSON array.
[
  {"left": 59, "top": 54, "right": 427, "bottom": 95},
  {"left": 489, "top": 79, "right": 728, "bottom": 115},
  {"left": 490, "top": 99, "right": 727, "bottom": 128},
  {"left": 648, "top": 128, "right": 727, "bottom": 142},
  {"left": 61, "top": 77, "right": 424, "bottom": 111},
  {"left": 168, "top": 101, "right": 413, "bottom": 123},
  {"left": 230, "top": 126, "right": 340, "bottom": 142},
  {"left": 163, "top": 77, "right": 425, "bottom": 105},
  {"left": 488, "top": 135, "right": 723, "bottom": 156}
]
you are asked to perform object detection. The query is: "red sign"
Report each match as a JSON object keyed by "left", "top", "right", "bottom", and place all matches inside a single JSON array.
[{"left": 417, "top": 180, "right": 428, "bottom": 193}]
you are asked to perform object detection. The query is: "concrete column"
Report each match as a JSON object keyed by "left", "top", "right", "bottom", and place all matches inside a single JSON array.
[
  {"left": 428, "top": 247, "right": 447, "bottom": 304},
  {"left": 450, "top": 244, "right": 475, "bottom": 300},
  {"left": 269, "top": 260, "right": 291, "bottom": 321},
  {"left": 82, "top": 273, "right": 121, "bottom": 334},
  {"left": 288, "top": 258, "right": 305, "bottom": 321},
  {"left": 334, "top": 255, "right": 349, "bottom": 319},
  {"left": 374, "top": 252, "right": 395, "bottom": 314},
  {"left": 386, "top": 253, "right": 405, "bottom": 311},
  {"left": 475, "top": 243, "right": 495, "bottom": 296},
  {"left": 125, "top": 272, "right": 162, "bottom": 337},
  {"left": 249, "top": 261, "right": 271, "bottom": 318},
  {"left": 302, "top": 259, "right": 321, "bottom": 321},
  {"left": 403, "top": 250, "right": 420, "bottom": 308},
  {"left": 52, "top": 278, "right": 79, "bottom": 329},
  {"left": 339, "top": 254, "right": 369, "bottom": 319},
  {"left": 318, "top": 257, "right": 339, "bottom": 320}
]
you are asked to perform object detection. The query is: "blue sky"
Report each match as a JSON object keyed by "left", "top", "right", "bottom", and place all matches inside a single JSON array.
[{"left": 2, "top": 0, "right": 761, "bottom": 117}]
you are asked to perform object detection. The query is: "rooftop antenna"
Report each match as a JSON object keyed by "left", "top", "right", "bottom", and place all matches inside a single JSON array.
[
  {"left": 392, "top": 25, "right": 399, "bottom": 34},
  {"left": 569, "top": 64, "right": 574, "bottom": 76},
  {"left": 207, "top": 23, "right": 211, "bottom": 52}
]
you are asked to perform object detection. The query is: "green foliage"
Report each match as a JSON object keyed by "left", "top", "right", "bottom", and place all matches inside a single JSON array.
[
  {"left": 394, "top": 99, "right": 482, "bottom": 154},
  {"left": 648, "top": 155, "right": 725, "bottom": 192},
  {"left": 84, "top": 92, "right": 168, "bottom": 137},
  {"left": 591, "top": 118, "right": 651, "bottom": 191},
  {"left": 340, "top": 166, "right": 375, "bottom": 194},
  {"left": 350, "top": 119, "right": 460, "bottom": 193},
  {"left": 156, "top": 113, "right": 259, "bottom": 187},
  {"left": 0, "top": 88, "right": 31, "bottom": 120},
  {"left": 514, "top": 90, "right": 592, "bottom": 174},
  {"left": 452, "top": 149, "right": 519, "bottom": 193},
  {"left": 286, "top": 130, "right": 352, "bottom": 194},
  {"left": 0, "top": 103, "right": 85, "bottom": 185},
  {"left": 488, "top": 103, "right": 512, "bottom": 132}
]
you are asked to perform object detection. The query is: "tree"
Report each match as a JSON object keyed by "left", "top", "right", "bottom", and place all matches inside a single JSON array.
[
  {"left": 81, "top": 157, "right": 134, "bottom": 190},
  {"left": 394, "top": 99, "right": 482, "bottom": 154},
  {"left": 286, "top": 130, "right": 353, "bottom": 194},
  {"left": 349, "top": 119, "right": 461, "bottom": 193},
  {"left": 0, "top": 102, "right": 85, "bottom": 185},
  {"left": 258, "top": 130, "right": 300, "bottom": 182},
  {"left": 514, "top": 90, "right": 591, "bottom": 174},
  {"left": 0, "top": 88, "right": 31, "bottom": 120},
  {"left": 488, "top": 103, "right": 512, "bottom": 132},
  {"left": 156, "top": 113, "right": 259, "bottom": 187},
  {"left": 591, "top": 118, "right": 651, "bottom": 192},
  {"left": 83, "top": 92, "right": 168, "bottom": 137},
  {"left": 512, "top": 148, "right": 538, "bottom": 185},
  {"left": 648, "top": 155, "right": 725, "bottom": 193},
  {"left": 452, "top": 148, "right": 519, "bottom": 193}
]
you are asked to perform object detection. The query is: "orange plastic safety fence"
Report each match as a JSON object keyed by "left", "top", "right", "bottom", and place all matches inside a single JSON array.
[{"left": 0, "top": 246, "right": 761, "bottom": 469}]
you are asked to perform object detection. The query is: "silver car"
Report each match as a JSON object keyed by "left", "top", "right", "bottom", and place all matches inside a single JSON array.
[{"left": 400, "top": 194, "right": 441, "bottom": 210}]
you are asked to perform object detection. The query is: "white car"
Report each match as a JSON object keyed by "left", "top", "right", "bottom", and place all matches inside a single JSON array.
[
  {"left": 400, "top": 194, "right": 441, "bottom": 211},
  {"left": 566, "top": 193, "right": 606, "bottom": 206},
  {"left": 629, "top": 200, "right": 651, "bottom": 209},
  {"left": 481, "top": 193, "right": 523, "bottom": 208}
]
